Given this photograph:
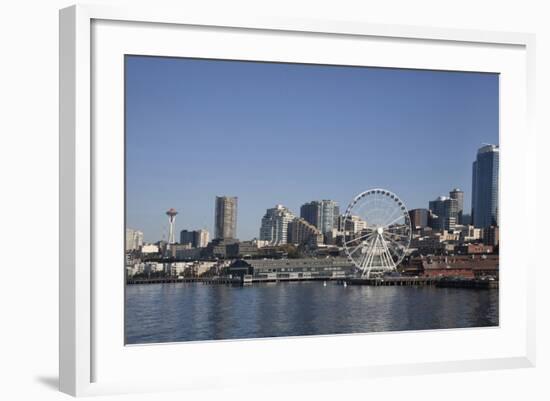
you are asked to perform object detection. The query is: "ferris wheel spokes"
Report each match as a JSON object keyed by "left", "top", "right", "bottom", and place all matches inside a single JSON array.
[
  {"left": 361, "top": 233, "right": 396, "bottom": 278},
  {"left": 343, "top": 189, "right": 411, "bottom": 279},
  {"left": 343, "top": 230, "right": 375, "bottom": 245}
]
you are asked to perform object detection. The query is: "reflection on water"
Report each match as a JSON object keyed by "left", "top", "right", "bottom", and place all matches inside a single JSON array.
[{"left": 125, "top": 282, "right": 498, "bottom": 344}]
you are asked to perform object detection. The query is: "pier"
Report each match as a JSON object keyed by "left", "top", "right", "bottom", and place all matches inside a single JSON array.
[
  {"left": 126, "top": 276, "right": 242, "bottom": 285},
  {"left": 127, "top": 275, "right": 498, "bottom": 289},
  {"left": 127, "top": 277, "right": 200, "bottom": 285},
  {"left": 346, "top": 276, "right": 439, "bottom": 286},
  {"left": 436, "top": 278, "right": 498, "bottom": 289},
  {"left": 346, "top": 276, "right": 498, "bottom": 289}
]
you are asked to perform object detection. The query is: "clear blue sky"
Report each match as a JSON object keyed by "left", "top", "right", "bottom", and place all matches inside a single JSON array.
[{"left": 125, "top": 56, "right": 499, "bottom": 243}]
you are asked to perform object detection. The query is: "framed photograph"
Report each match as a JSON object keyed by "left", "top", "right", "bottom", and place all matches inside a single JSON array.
[{"left": 59, "top": 4, "right": 536, "bottom": 397}]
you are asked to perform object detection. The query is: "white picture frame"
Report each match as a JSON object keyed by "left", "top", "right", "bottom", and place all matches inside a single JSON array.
[{"left": 59, "top": 4, "right": 536, "bottom": 397}]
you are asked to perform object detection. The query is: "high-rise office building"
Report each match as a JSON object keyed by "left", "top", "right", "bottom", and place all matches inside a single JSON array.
[
  {"left": 429, "top": 196, "right": 458, "bottom": 231},
  {"left": 319, "top": 200, "right": 338, "bottom": 233},
  {"left": 179, "top": 230, "right": 195, "bottom": 247},
  {"left": 449, "top": 188, "right": 464, "bottom": 224},
  {"left": 214, "top": 196, "right": 238, "bottom": 239},
  {"left": 259, "top": 204, "right": 295, "bottom": 245},
  {"left": 471, "top": 144, "right": 499, "bottom": 228},
  {"left": 408, "top": 208, "right": 429, "bottom": 229},
  {"left": 461, "top": 213, "right": 472, "bottom": 225},
  {"left": 300, "top": 200, "right": 339, "bottom": 233},
  {"left": 444, "top": 216, "right": 457, "bottom": 231},
  {"left": 300, "top": 202, "right": 319, "bottom": 228},
  {"left": 333, "top": 204, "right": 340, "bottom": 228},
  {"left": 180, "top": 229, "right": 210, "bottom": 248}
]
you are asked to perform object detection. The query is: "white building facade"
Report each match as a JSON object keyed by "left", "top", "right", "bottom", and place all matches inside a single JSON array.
[
  {"left": 259, "top": 204, "right": 295, "bottom": 245},
  {"left": 125, "top": 228, "right": 144, "bottom": 251},
  {"left": 195, "top": 229, "right": 209, "bottom": 248}
]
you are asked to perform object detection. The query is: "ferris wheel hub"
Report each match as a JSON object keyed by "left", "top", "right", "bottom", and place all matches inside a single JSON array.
[{"left": 377, "top": 227, "right": 384, "bottom": 234}]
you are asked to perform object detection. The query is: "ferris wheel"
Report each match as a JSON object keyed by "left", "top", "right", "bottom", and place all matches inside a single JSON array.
[{"left": 342, "top": 189, "right": 411, "bottom": 278}]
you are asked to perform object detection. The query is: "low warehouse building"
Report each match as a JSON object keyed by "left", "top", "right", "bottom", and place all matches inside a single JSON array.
[{"left": 228, "top": 257, "right": 357, "bottom": 282}]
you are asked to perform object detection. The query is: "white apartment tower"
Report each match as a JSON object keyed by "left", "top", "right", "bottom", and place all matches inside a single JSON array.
[
  {"left": 259, "top": 204, "right": 295, "bottom": 245},
  {"left": 125, "top": 228, "right": 144, "bottom": 251}
]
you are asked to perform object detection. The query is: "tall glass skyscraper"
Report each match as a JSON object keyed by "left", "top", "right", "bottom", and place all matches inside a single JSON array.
[
  {"left": 428, "top": 196, "right": 458, "bottom": 231},
  {"left": 471, "top": 144, "right": 499, "bottom": 228},
  {"left": 300, "top": 200, "right": 339, "bottom": 234}
]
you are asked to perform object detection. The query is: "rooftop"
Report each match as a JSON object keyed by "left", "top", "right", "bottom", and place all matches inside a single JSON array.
[{"left": 478, "top": 144, "right": 499, "bottom": 154}]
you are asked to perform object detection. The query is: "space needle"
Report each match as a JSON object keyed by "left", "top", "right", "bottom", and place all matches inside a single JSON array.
[{"left": 166, "top": 208, "right": 178, "bottom": 246}]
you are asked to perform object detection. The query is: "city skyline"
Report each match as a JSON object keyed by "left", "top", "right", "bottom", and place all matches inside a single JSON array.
[
  {"left": 128, "top": 180, "right": 489, "bottom": 245},
  {"left": 126, "top": 56, "right": 499, "bottom": 242}
]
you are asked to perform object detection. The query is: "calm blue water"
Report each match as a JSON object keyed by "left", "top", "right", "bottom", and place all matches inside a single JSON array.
[{"left": 125, "top": 282, "right": 498, "bottom": 344}]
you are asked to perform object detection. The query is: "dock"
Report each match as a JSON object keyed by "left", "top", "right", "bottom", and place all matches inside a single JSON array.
[
  {"left": 436, "top": 278, "right": 498, "bottom": 289},
  {"left": 346, "top": 276, "right": 439, "bottom": 286},
  {"left": 127, "top": 275, "right": 498, "bottom": 289},
  {"left": 126, "top": 277, "right": 240, "bottom": 285},
  {"left": 346, "top": 276, "right": 498, "bottom": 289}
]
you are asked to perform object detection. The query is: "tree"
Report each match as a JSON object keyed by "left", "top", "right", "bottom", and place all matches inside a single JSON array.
[{"left": 278, "top": 244, "right": 300, "bottom": 259}]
